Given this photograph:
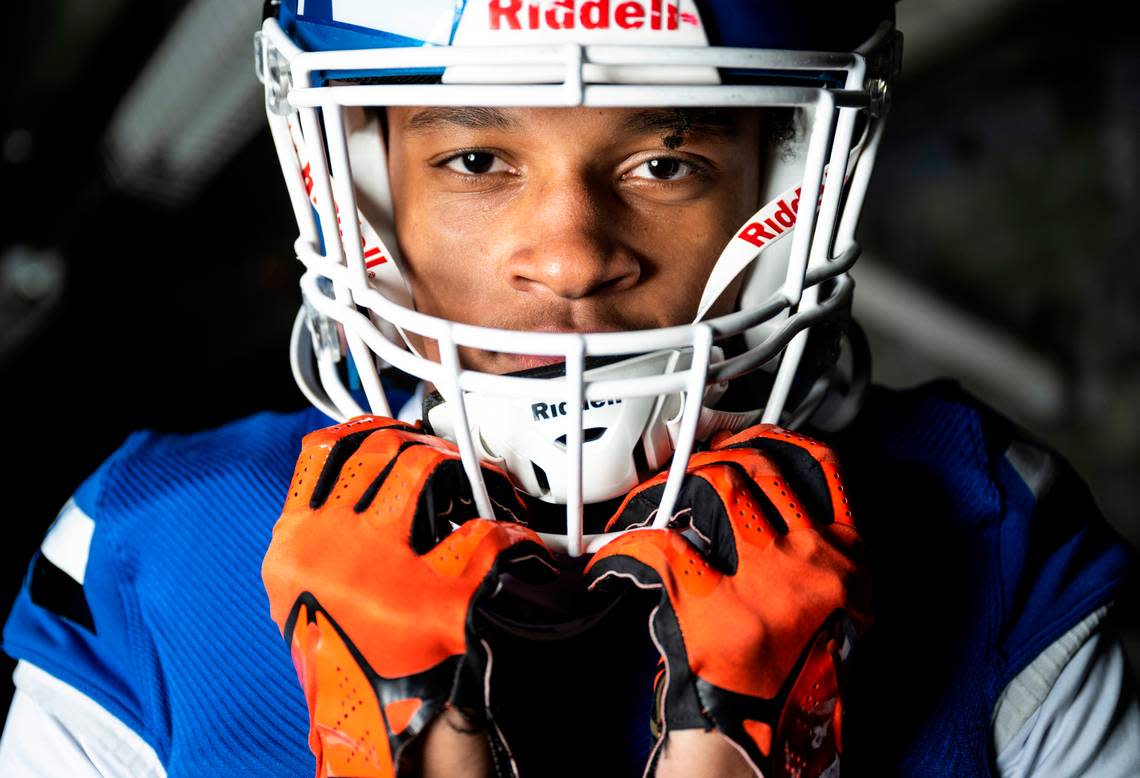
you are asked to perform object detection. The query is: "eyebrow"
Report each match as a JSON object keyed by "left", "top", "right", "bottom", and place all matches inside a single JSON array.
[
  {"left": 405, "top": 107, "right": 519, "bottom": 134},
  {"left": 620, "top": 108, "right": 742, "bottom": 141},
  {"left": 403, "top": 106, "right": 743, "bottom": 141}
]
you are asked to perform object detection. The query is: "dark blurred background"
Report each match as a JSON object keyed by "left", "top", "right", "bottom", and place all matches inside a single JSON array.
[{"left": 1, "top": 0, "right": 1137, "bottom": 719}]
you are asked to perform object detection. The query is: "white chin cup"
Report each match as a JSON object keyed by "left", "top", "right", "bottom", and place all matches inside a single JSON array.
[{"left": 426, "top": 349, "right": 725, "bottom": 505}]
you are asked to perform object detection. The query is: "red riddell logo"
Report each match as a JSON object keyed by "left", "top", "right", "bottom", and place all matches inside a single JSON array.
[
  {"left": 489, "top": 0, "right": 700, "bottom": 31},
  {"left": 737, "top": 189, "right": 802, "bottom": 248}
]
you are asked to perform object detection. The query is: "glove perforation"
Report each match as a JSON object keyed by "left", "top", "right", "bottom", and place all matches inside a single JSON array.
[
  {"left": 354, "top": 439, "right": 424, "bottom": 514},
  {"left": 721, "top": 437, "right": 835, "bottom": 526}
]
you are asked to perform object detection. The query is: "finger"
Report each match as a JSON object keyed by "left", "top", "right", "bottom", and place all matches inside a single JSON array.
[
  {"left": 352, "top": 441, "right": 527, "bottom": 551},
  {"left": 300, "top": 414, "right": 416, "bottom": 451},
  {"left": 348, "top": 427, "right": 526, "bottom": 518},
  {"left": 714, "top": 424, "right": 852, "bottom": 529},
  {"left": 687, "top": 449, "right": 818, "bottom": 535},
  {"left": 602, "top": 468, "right": 672, "bottom": 532},
  {"left": 605, "top": 460, "right": 774, "bottom": 574},
  {"left": 716, "top": 425, "right": 839, "bottom": 470},
  {"left": 424, "top": 518, "right": 555, "bottom": 585},
  {"left": 585, "top": 528, "right": 716, "bottom": 597},
  {"left": 284, "top": 416, "right": 406, "bottom": 512},
  {"left": 310, "top": 423, "right": 456, "bottom": 514},
  {"left": 480, "top": 521, "right": 559, "bottom": 587},
  {"left": 295, "top": 417, "right": 420, "bottom": 511}
]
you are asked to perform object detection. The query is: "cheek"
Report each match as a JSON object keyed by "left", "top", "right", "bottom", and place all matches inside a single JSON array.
[
  {"left": 624, "top": 171, "right": 756, "bottom": 321},
  {"left": 387, "top": 139, "right": 453, "bottom": 316},
  {"left": 393, "top": 185, "right": 498, "bottom": 320},
  {"left": 623, "top": 193, "right": 752, "bottom": 321}
]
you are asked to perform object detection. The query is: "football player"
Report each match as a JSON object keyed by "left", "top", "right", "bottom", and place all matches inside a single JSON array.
[{"left": 2, "top": 1, "right": 1137, "bottom": 777}]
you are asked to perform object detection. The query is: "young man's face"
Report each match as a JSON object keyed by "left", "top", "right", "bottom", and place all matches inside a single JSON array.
[{"left": 386, "top": 106, "right": 763, "bottom": 374}]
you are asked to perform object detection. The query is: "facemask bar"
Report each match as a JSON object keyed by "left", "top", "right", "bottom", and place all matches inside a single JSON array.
[
  {"left": 764, "top": 77, "right": 861, "bottom": 423},
  {"left": 260, "top": 17, "right": 897, "bottom": 555},
  {"left": 262, "top": 26, "right": 386, "bottom": 418},
  {"left": 296, "top": 262, "right": 852, "bottom": 556},
  {"left": 437, "top": 330, "right": 497, "bottom": 524},
  {"left": 302, "top": 106, "right": 392, "bottom": 417}
]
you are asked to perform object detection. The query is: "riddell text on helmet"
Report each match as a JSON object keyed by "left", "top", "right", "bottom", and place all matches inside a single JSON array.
[
  {"left": 532, "top": 398, "right": 622, "bottom": 421},
  {"left": 489, "top": 0, "right": 699, "bottom": 31},
  {"left": 736, "top": 188, "right": 803, "bottom": 248}
]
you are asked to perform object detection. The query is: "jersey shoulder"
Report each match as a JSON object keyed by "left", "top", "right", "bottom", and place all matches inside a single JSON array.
[
  {"left": 836, "top": 380, "right": 1136, "bottom": 773},
  {"left": 3, "top": 404, "right": 332, "bottom": 770},
  {"left": 93, "top": 405, "right": 332, "bottom": 522},
  {"left": 840, "top": 379, "right": 1016, "bottom": 523},
  {"left": 841, "top": 378, "right": 1134, "bottom": 637}
]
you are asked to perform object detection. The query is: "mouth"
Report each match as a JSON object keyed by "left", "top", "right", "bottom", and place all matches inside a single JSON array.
[
  {"left": 499, "top": 354, "right": 567, "bottom": 372},
  {"left": 487, "top": 323, "right": 628, "bottom": 374},
  {"left": 453, "top": 319, "right": 640, "bottom": 376}
]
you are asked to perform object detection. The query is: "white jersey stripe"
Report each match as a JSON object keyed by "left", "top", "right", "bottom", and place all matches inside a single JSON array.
[
  {"left": 40, "top": 499, "right": 95, "bottom": 586},
  {"left": 1, "top": 661, "right": 166, "bottom": 778},
  {"left": 992, "top": 605, "right": 1109, "bottom": 753},
  {"left": 1005, "top": 440, "right": 1057, "bottom": 500}
]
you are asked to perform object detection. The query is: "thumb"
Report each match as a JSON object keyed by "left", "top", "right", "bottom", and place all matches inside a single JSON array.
[
  {"left": 493, "top": 524, "right": 560, "bottom": 585},
  {"left": 584, "top": 529, "right": 677, "bottom": 594},
  {"left": 423, "top": 519, "right": 555, "bottom": 585}
]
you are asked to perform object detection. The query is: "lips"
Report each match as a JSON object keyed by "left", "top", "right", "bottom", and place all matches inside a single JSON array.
[
  {"left": 490, "top": 323, "right": 627, "bottom": 373},
  {"left": 457, "top": 320, "right": 644, "bottom": 375},
  {"left": 501, "top": 354, "right": 568, "bottom": 372}
]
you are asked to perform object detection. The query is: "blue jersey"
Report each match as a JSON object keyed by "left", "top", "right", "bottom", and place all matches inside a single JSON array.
[{"left": 3, "top": 382, "right": 1134, "bottom": 776}]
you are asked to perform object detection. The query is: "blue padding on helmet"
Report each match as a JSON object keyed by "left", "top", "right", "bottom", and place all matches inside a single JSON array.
[
  {"left": 720, "top": 68, "right": 846, "bottom": 88},
  {"left": 693, "top": 0, "right": 894, "bottom": 52},
  {"left": 347, "top": 350, "right": 361, "bottom": 391}
]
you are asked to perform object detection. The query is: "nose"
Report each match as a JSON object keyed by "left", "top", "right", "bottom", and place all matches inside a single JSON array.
[{"left": 505, "top": 175, "right": 640, "bottom": 301}]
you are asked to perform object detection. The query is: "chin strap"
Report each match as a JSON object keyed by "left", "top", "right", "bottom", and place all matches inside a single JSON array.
[
  {"left": 694, "top": 142, "right": 866, "bottom": 323},
  {"left": 686, "top": 131, "right": 869, "bottom": 437},
  {"left": 667, "top": 404, "right": 765, "bottom": 449},
  {"left": 683, "top": 316, "right": 871, "bottom": 440},
  {"left": 797, "top": 319, "right": 872, "bottom": 433}
]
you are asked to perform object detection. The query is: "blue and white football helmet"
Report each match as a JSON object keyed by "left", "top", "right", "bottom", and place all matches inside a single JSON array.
[{"left": 255, "top": 0, "right": 901, "bottom": 555}]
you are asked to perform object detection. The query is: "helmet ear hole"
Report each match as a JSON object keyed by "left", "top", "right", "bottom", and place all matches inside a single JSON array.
[
  {"left": 532, "top": 462, "right": 550, "bottom": 493},
  {"left": 553, "top": 428, "right": 607, "bottom": 448}
]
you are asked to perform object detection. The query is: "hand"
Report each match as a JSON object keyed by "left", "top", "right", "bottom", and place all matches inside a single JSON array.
[
  {"left": 586, "top": 425, "right": 871, "bottom": 777},
  {"left": 262, "top": 416, "right": 553, "bottom": 777}
]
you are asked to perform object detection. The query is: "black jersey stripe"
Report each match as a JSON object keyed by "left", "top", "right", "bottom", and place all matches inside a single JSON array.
[{"left": 30, "top": 552, "right": 96, "bottom": 634}]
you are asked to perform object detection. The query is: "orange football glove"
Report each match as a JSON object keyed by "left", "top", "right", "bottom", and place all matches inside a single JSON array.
[
  {"left": 585, "top": 425, "right": 871, "bottom": 777},
  {"left": 262, "top": 416, "right": 553, "bottom": 778}
]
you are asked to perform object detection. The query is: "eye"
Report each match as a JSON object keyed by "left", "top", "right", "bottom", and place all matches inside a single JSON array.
[
  {"left": 443, "top": 151, "right": 511, "bottom": 175},
  {"left": 627, "top": 157, "right": 696, "bottom": 181}
]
